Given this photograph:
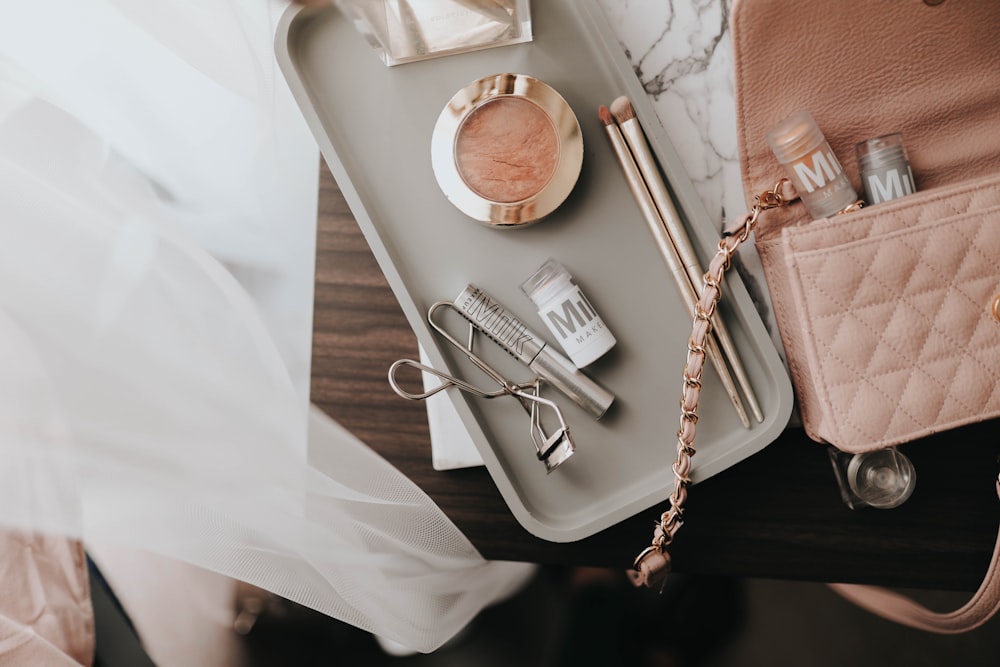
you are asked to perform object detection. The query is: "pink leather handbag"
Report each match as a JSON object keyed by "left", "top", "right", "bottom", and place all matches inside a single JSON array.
[
  {"left": 632, "top": 0, "right": 1000, "bottom": 634},
  {"left": 736, "top": 0, "right": 1000, "bottom": 455}
]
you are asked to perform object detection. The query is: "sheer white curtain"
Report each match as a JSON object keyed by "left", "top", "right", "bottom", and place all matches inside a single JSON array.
[{"left": 0, "top": 0, "right": 532, "bottom": 657}]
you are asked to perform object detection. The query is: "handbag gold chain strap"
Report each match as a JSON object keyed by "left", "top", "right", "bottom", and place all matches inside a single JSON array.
[{"left": 629, "top": 179, "right": 793, "bottom": 589}]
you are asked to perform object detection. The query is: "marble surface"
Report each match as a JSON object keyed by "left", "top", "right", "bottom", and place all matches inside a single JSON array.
[
  {"left": 597, "top": 0, "right": 745, "bottom": 234},
  {"left": 598, "top": 0, "right": 780, "bottom": 360}
]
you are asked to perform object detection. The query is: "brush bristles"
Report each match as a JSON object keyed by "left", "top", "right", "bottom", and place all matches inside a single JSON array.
[
  {"left": 598, "top": 105, "right": 615, "bottom": 127},
  {"left": 609, "top": 96, "right": 636, "bottom": 124}
]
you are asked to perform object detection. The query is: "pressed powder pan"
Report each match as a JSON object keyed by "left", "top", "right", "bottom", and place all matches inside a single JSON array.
[{"left": 431, "top": 73, "right": 583, "bottom": 228}]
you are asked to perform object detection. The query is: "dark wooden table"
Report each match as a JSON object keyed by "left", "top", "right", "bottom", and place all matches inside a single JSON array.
[{"left": 309, "top": 161, "right": 999, "bottom": 592}]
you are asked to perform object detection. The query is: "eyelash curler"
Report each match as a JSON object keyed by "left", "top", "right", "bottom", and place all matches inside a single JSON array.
[{"left": 389, "top": 300, "right": 577, "bottom": 473}]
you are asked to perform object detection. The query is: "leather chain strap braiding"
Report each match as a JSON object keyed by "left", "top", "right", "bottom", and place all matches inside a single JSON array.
[{"left": 628, "top": 179, "right": 793, "bottom": 589}]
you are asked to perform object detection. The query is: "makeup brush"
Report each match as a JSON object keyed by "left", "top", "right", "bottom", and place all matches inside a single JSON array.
[
  {"left": 599, "top": 105, "right": 751, "bottom": 429},
  {"left": 609, "top": 96, "right": 763, "bottom": 424}
]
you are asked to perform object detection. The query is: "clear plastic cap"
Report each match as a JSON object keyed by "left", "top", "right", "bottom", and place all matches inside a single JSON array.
[
  {"left": 521, "top": 258, "right": 572, "bottom": 307},
  {"left": 766, "top": 110, "right": 826, "bottom": 164}
]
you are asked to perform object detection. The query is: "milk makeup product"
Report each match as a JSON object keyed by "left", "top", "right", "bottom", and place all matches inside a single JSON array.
[{"left": 767, "top": 110, "right": 858, "bottom": 219}]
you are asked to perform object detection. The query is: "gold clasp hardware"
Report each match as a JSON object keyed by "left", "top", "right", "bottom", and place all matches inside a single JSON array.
[
  {"left": 756, "top": 179, "right": 790, "bottom": 210},
  {"left": 734, "top": 179, "right": 791, "bottom": 242},
  {"left": 992, "top": 294, "right": 1000, "bottom": 323},
  {"left": 632, "top": 544, "right": 661, "bottom": 569}
]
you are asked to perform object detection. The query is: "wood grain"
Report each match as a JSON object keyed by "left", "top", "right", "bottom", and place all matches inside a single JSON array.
[{"left": 309, "top": 159, "right": 998, "bottom": 591}]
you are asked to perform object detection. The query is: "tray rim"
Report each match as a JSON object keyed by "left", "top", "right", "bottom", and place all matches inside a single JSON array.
[{"left": 275, "top": 1, "right": 794, "bottom": 542}]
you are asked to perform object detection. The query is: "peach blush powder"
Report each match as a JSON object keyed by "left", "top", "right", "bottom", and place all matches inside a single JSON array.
[{"left": 454, "top": 96, "right": 560, "bottom": 204}]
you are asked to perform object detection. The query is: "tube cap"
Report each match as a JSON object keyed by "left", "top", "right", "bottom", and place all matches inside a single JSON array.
[{"left": 766, "top": 110, "right": 825, "bottom": 164}]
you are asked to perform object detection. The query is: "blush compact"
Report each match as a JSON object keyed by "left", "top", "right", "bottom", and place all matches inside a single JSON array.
[{"left": 431, "top": 73, "right": 583, "bottom": 228}]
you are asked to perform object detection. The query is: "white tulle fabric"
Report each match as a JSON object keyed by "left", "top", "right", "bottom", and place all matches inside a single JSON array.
[{"left": 0, "top": 0, "right": 532, "bottom": 655}]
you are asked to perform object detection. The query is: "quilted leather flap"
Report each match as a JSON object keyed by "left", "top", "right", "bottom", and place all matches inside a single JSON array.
[
  {"left": 731, "top": 0, "right": 1000, "bottom": 233},
  {"left": 782, "top": 175, "right": 1000, "bottom": 450}
]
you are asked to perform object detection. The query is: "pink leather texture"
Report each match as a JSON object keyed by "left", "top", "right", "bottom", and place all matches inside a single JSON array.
[
  {"left": 730, "top": 0, "right": 1000, "bottom": 634},
  {"left": 732, "top": 0, "right": 1000, "bottom": 221},
  {"left": 0, "top": 531, "right": 94, "bottom": 664},
  {"left": 731, "top": 0, "right": 1000, "bottom": 452}
]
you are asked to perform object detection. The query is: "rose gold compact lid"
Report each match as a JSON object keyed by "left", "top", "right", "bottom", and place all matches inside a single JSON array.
[{"left": 431, "top": 73, "right": 583, "bottom": 228}]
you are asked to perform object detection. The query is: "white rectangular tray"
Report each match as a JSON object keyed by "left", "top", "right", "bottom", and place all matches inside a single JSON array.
[{"left": 276, "top": 0, "right": 793, "bottom": 542}]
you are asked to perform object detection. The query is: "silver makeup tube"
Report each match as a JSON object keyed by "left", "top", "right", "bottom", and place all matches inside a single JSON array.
[{"left": 453, "top": 285, "right": 615, "bottom": 419}]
